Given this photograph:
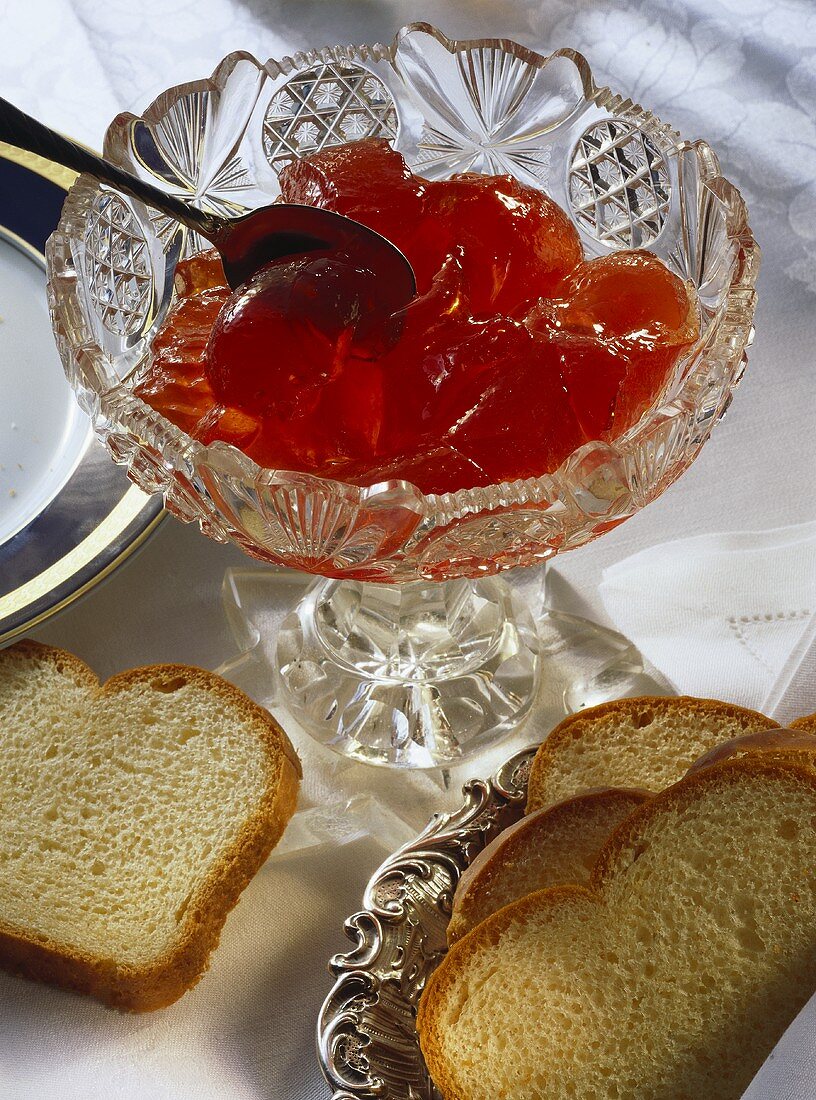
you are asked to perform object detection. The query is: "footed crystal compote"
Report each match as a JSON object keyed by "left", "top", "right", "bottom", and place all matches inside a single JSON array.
[{"left": 47, "top": 25, "right": 758, "bottom": 768}]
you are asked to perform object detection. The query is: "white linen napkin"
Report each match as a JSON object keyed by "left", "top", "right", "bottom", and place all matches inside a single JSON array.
[{"left": 599, "top": 520, "right": 816, "bottom": 718}]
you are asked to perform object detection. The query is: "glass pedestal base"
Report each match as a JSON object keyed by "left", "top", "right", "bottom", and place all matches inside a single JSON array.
[
  {"left": 275, "top": 576, "right": 540, "bottom": 768},
  {"left": 218, "top": 562, "right": 672, "bottom": 772}
]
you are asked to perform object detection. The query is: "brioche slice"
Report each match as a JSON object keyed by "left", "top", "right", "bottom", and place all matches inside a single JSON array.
[
  {"left": 419, "top": 757, "right": 816, "bottom": 1100},
  {"left": 527, "top": 696, "right": 778, "bottom": 813},
  {"left": 791, "top": 712, "right": 816, "bottom": 732},
  {"left": 0, "top": 640, "right": 301, "bottom": 1011},
  {"left": 447, "top": 788, "right": 649, "bottom": 945}
]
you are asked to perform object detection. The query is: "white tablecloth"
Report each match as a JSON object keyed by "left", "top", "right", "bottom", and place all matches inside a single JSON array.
[{"left": 2, "top": 1, "right": 816, "bottom": 1097}]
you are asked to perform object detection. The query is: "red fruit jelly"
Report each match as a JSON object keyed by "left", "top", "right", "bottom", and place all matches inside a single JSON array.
[
  {"left": 136, "top": 139, "right": 699, "bottom": 495},
  {"left": 527, "top": 250, "right": 700, "bottom": 439},
  {"left": 279, "top": 140, "right": 583, "bottom": 312}
]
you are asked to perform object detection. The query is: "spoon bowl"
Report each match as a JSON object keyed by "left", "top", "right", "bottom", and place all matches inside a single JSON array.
[{"left": 210, "top": 200, "right": 417, "bottom": 301}]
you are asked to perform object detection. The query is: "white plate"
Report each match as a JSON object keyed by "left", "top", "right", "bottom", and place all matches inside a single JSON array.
[
  {"left": 0, "top": 238, "right": 91, "bottom": 545},
  {"left": 0, "top": 142, "right": 163, "bottom": 644}
]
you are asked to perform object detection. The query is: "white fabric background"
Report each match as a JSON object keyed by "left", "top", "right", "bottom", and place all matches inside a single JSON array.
[
  {"left": 599, "top": 521, "right": 816, "bottom": 713},
  {"left": 1, "top": 0, "right": 816, "bottom": 1097}
]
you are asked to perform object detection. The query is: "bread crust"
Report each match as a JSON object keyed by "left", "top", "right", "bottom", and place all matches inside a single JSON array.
[
  {"left": 791, "top": 713, "right": 816, "bottom": 733},
  {"left": 590, "top": 753, "right": 816, "bottom": 890},
  {"left": 526, "top": 695, "right": 779, "bottom": 813},
  {"left": 4, "top": 637, "right": 101, "bottom": 690},
  {"left": 686, "top": 725, "right": 816, "bottom": 775},
  {"left": 419, "top": 884, "right": 597, "bottom": 1100},
  {"left": 0, "top": 643, "right": 301, "bottom": 1011},
  {"left": 447, "top": 787, "right": 650, "bottom": 945},
  {"left": 419, "top": 755, "right": 816, "bottom": 1100}
]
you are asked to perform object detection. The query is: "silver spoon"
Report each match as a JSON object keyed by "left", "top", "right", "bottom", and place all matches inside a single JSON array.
[{"left": 0, "top": 96, "right": 417, "bottom": 300}]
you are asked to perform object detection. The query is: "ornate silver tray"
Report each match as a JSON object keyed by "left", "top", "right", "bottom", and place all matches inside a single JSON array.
[{"left": 317, "top": 746, "right": 536, "bottom": 1099}]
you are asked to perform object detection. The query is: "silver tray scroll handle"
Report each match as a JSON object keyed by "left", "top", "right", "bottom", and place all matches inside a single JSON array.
[{"left": 317, "top": 746, "right": 537, "bottom": 1099}]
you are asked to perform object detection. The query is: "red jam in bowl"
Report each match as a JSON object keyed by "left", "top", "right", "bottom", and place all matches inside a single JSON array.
[{"left": 135, "top": 139, "right": 699, "bottom": 496}]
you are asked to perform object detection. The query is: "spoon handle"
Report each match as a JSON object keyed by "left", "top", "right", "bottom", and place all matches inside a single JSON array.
[{"left": 0, "top": 96, "right": 219, "bottom": 239}]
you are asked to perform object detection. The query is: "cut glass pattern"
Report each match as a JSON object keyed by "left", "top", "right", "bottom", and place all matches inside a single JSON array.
[
  {"left": 262, "top": 63, "right": 398, "bottom": 172},
  {"left": 83, "top": 192, "right": 152, "bottom": 336},
  {"left": 50, "top": 28, "right": 758, "bottom": 584},
  {"left": 50, "top": 25, "right": 757, "bottom": 812},
  {"left": 569, "top": 119, "right": 671, "bottom": 247}
]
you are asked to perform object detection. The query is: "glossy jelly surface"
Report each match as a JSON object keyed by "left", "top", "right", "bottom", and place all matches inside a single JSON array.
[
  {"left": 136, "top": 139, "right": 699, "bottom": 495},
  {"left": 279, "top": 140, "right": 582, "bottom": 312},
  {"left": 527, "top": 250, "right": 700, "bottom": 440}
]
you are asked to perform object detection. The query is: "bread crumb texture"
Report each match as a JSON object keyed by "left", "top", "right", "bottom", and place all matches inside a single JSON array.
[
  {"left": 448, "top": 789, "right": 649, "bottom": 944},
  {"left": 419, "top": 759, "right": 816, "bottom": 1100},
  {"left": 0, "top": 641, "right": 300, "bottom": 1009},
  {"left": 527, "top": 696, "right": 779, "bottom": 812}
]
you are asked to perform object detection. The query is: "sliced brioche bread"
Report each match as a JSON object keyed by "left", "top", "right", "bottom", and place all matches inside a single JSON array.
[
  {"left": 419, "top": 756, "right": 816, "bottom": 1100},
  {"left": 0, "top": 640, "right": 301, "bottom": 1010},
  {"left": 791, "top": 712, "right": 816, "bottom": 732},
  {"left": 447, "top": 788, "right": 650, "bottom": 945},
  {"left": 527, "top": 696, "right": 778, "bottom": 813}
]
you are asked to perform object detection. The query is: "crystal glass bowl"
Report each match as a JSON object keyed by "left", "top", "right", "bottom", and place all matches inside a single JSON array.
[{"left": 47, "top": 24, "right": 758, "bottom": 767}]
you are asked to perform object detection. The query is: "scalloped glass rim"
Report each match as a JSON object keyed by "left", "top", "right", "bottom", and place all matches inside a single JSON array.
[{"left": 46, "top": 23, "right": 759, "bottom": 580}]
